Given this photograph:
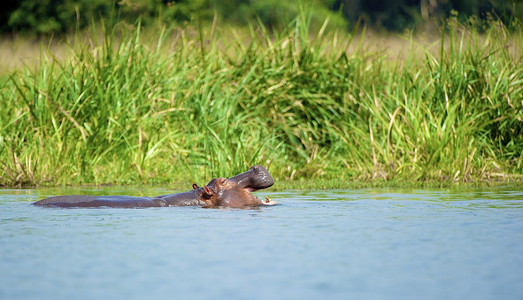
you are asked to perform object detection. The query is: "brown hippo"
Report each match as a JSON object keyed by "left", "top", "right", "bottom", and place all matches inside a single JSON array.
[{"left": 33, "top": 165, "right": 277, "bottom": 208}]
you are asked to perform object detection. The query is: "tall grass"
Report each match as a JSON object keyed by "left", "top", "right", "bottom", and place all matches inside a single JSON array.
[{"left": 0, "top": 14, "right": 521, "bottom": 187}]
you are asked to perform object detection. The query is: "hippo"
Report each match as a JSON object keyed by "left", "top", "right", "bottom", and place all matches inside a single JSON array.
[{"left": 33, "top": 165, "right": 277, "bottom": 208}]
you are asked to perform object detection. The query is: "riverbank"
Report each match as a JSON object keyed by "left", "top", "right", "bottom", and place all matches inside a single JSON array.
[{"left": 0, "top": 14, "right": 521, "bottom": 187}]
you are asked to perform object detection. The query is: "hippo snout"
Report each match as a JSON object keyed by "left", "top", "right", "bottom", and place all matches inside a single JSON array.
[
  {"left": 249, "top": 165, "right": 275, "bottom": 188},
  {"left": 228, "top": 165, "right": 274, "bottom": 191}
]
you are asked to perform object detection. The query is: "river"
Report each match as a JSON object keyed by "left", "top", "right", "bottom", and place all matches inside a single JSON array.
[{"left": 1, "top": 186, "right": 522, "bottom": 299}]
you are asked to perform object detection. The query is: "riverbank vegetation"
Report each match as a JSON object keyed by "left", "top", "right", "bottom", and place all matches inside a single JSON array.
[{"left": 0, "top": 10, "right": 522, "bottom": 187}]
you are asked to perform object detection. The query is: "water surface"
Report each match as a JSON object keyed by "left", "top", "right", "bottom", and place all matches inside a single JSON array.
[{"left": 1, "top": 187, "right": 522, "bottom": 300}]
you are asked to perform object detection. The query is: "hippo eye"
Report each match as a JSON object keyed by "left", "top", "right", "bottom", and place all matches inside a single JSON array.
[{"left": 218, "top": 178, "right": 227, "bottom": 185}]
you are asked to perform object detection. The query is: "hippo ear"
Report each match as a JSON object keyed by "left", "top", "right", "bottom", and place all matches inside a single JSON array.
[
  {"left": 192, "top": 183, "right": 200, "bottom": 190},
  {"left": 203, "top": 185, "right": 214, "bottom": 196}
]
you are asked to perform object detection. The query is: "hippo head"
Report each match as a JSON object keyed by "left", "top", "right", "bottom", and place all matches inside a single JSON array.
[
  {"left": 227, "top": 165, "right": 274, "bottom": 192},
  {"left": 198, "top": 177, "right": 277, "bottom": 208}
]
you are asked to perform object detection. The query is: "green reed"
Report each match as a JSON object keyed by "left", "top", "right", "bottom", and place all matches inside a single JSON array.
[{"left": 0, "top": 14, "right": 521, "bottom": 187}]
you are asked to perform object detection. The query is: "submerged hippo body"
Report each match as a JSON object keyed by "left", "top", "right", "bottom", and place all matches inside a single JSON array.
[
  {"left": 32, "top": 192, "right": 203, "bottom": 208},
  {"left": 33, "top": 165, "right": 276, "bottom": 208}
]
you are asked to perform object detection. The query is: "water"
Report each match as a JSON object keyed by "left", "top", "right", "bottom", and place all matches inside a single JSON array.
[{"left": 1, "top": 187, "right": 522, "bottom": 300}]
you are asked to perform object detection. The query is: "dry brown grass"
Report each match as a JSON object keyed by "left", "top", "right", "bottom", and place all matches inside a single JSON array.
[{"left": 0, "top": 37, "right": 69, "bottom": 75}]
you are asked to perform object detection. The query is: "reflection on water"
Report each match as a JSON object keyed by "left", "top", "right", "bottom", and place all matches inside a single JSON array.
[{"left": 1, "top": 187, "right": 522, "bottom": 300}]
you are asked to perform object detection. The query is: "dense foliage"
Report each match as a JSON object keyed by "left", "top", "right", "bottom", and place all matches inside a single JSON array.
[
  {"left": 1, "top": 0, "right": 522, "bottom": 35},
  {"left": 0, "top": 13, "right": 521, "bottom": 186},
  {"left": 1, "top": 0, "right": 346, "bottom": 34}
]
